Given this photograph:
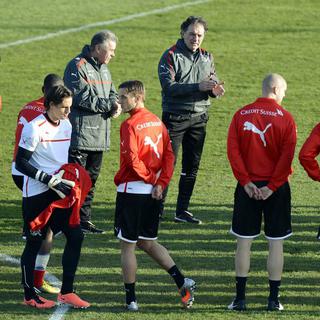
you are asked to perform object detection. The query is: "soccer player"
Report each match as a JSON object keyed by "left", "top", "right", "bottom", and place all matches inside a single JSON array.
[
  {"left": 299, "top": 123, "right": 320, "bottom": 238},
  {"left": 114, "top": 80, "right": 196, "bottom": 311},
  {"left": 227, "top": 74, "right": 297, "bottom": 311},
  {"left": 64, "top": 30, "right": 121, "bottom": 234},
  {"left": 158, "top": 16, "right": 225, "bottom": 223},
  {"left": 12, "top": 74, "right": 63, "bottom": 294},
  {"left": 299, "top": 125, "right": 320, "bottom": 181},
  {"left": 16, "top": 85, "right": 90, "bottom": 309}
]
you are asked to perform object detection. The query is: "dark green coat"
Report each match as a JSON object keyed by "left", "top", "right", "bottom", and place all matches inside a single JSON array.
[{"left": 64, "top": 45, "right": 118, "bottom": 151}]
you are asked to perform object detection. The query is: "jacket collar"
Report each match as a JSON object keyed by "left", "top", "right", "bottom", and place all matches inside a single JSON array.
[
  {"left": 176, "top": 38, "right": 199, "bottom": 60},
  {"left": 81, "top": 45, "right": 101, "bottom": 68}
]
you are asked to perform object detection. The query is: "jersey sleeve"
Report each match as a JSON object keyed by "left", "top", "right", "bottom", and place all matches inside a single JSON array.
[
  {"left": 299, "top": 123, "right": 320, "bottom": 181},
  {"left": 227, "top": 114, "right": 251, "bottom": 186},
  {"left": 155, "top": 124, "right": 175, "bottom": 189},
  {"left": 18, "top": 121, "right": 40, "bottom": 152},
  {"left": 267, "top": 115, "right": 297, "bottom": 191}
]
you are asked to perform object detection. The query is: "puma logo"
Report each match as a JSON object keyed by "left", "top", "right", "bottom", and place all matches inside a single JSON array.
[
  {"left": 144, "top": 134, "right": 162, "bottom": 158},
  {"left": 18, "top": 116, "right": 28, "bottom": 126},
  {"left": 159, "top": 64, "right": 170, "bottom": 75},
  {"left": 243, "top": 121, "right": 272, "bottom": 147}
]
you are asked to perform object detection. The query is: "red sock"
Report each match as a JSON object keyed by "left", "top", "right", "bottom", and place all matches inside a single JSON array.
[{"left": 33, "top": 270, "right": 45, "bottom": 288}]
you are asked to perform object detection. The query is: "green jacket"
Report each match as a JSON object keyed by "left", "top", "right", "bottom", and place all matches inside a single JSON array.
[
  {"left": 158, "top": 39, "right": 219, "bottom": 114},
  {"left": 64, "top": 45, "right": 118, "bottom": 151}
]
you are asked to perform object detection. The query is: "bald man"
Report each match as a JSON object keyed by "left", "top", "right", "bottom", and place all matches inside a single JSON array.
[{"left": 226, "top": 74, "right": 297, "bottom": 311}]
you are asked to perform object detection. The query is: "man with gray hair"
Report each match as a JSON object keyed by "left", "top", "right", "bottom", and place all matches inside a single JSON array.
[
  {"left": 227, "top": 73, "right": 296, "bottom": 311},
  {"left": 64, "top": 30, "right": 121, "bottom": 234}
]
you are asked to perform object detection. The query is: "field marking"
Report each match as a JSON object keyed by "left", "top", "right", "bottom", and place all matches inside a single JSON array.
[
  {"left": 0, "top": 253, "right": 69, "bottom": 320},
  {"left": 0, "top": 0, "right": 211, "bottom": 49}
]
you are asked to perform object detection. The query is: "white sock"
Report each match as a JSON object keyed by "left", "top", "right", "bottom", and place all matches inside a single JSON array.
[{"left": 35, "top": 254, "right": 50, "bottom": 271}]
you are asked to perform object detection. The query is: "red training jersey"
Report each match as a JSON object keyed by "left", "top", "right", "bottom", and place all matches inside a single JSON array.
[
  {"left": 114, "top": 107, "right": 174, "bottom": 191},
  {"left": 227, "top": 97, "right": 297, "bottom": 191},
  {"left": 299, "top": 123, "right": 320, "bottom": 181},
  {"left": 12, "top": 97, "right": 45, "bottom": 174}
]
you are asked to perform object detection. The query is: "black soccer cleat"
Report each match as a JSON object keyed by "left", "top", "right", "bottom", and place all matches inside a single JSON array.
[
  {"left": 267, "top": 299, "right": 284, "bottom": 311},
  {"left": 174, "top": 211, "right": 202, "bottom": 224},
  {"left": 227, "top": 298, "right": 246, "bottom": 311},
  {"left": 80, "top": 221, "right": 105, "bottom": 234}
]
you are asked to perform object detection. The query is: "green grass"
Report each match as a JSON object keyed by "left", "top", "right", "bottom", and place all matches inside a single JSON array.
[{"left": 1, "top": 0, "right": 320, "bottom": 318}]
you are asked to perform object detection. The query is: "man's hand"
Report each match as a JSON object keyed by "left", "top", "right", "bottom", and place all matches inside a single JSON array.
[
  {"left": 46, "top": 170, "right": 75, "bottom": 199},
  {"left": 110, "top": 101, "right": 122, "bottom": 119},
  {"left": 199, "top": 80, "right": 217, "bottom": 92},
  {"left": 259, "top": 186, "right": 273, "bottom": 200},
  {"left": 212, "top": 81, "right": 225, "bottom": 97},
  {"left": 151, "top": 185, "right": 163, "bottom": 200},
  {"left": 244, "top": 182, "right": 262, "bottom": 199}
]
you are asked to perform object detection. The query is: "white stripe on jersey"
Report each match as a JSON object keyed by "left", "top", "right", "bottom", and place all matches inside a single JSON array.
[
  {"left": 117, "top": 181, "right": 153, "bottom": 194},
  {"left": 19, "top": 114, "right": 71, "bottom": 197}
]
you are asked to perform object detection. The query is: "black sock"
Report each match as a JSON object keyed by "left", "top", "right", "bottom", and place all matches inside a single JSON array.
[
  {"left": 168, "top": 265, "right": 185, "bottom": 289},
  {"left": 235, "top": 276, "right": 247, "bottom": 300},
  {"left": 269, "top": 279, "right": 281, "bottom": 301},
  {"left": 124, "top": 283, "right": 136, "bottom": 304}
]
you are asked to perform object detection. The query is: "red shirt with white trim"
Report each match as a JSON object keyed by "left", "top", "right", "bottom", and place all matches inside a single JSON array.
[
  {"left": 227, "top": 97, "right": 297, "bottom": 191},
  {"left": 12, "top": 97, "right": 45, "bottom": 176},
  {"left": 114, "top": 107, "right": 175, "bottom": 193},
  {"left": 299, "top": 123, "right": 320, "bottom": 181}
]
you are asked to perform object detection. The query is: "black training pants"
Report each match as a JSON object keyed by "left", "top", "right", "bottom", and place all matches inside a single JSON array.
[
  {"left": 68, "top": 149, "right": 103, "bottom": 223},
  {"left": 162, "top": 112, "right": 209, "bottom": 214}
]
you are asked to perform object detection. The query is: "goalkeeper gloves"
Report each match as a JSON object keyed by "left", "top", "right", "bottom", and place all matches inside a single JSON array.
[{"left": 36, "top": 170, "right": 75, "bottom": 199}]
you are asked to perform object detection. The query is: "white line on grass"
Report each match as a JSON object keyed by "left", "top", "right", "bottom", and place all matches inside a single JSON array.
[
  {"left": 0, "top": 253, "right": 68, "bottom": 320},
  {"left": 0, "top": 0, "right": 211, "bottom": 49}
]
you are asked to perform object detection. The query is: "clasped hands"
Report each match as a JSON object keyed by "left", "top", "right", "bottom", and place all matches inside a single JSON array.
[
  {"left": 244, "top": 182, "right": 273, "bottom": 200},
  {"left": 199, "top": 79, "right": 225, "bottom": 97}
]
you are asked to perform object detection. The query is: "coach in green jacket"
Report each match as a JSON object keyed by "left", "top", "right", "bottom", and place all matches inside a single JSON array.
[
  {"left": 64, "top": 30, "right": 121, "bottom": 234},
  {"left": 158, "top": 16, "right": 225, "bottom": 224}
]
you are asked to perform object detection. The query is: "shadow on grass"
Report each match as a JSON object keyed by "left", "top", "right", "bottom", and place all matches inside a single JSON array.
[{"left": 1, "top": 201, "right": 320, "bottom": 316}]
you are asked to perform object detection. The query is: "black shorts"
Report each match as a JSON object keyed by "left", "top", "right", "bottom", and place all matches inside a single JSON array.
[
  {"left": 114, "top": 192, "right": 161, "bottom": 243},
  {"left": 231, "top": 181, "right": 292, "bottom": 239},
  {"left": 23, "top": 189, "right": 73, "bottom": 241}
]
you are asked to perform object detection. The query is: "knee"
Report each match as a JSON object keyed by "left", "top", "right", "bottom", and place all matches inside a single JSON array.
[{"left": 137, "top": 240, "right": 153, "bottom": 253}]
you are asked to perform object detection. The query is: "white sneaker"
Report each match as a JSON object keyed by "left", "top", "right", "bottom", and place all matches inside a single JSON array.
[{"left": 126, "top": 301, "right": 138, "bottom": 311}]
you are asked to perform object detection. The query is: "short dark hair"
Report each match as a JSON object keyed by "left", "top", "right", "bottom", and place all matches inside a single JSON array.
[
  {"left": 42, "top": 74, "right": 64, "bottom": 95},
  {"left": 180, "top": 16, "right": 208, "bottom": 33},
  {"left": 44, "top": 85, "right": 72, "bottom": 109},
  {"left": 118, "top": 80, "right": 145, "bottom": 97},
  {"left": 90, "top": 30, "right": 118, "bottom": 49}
]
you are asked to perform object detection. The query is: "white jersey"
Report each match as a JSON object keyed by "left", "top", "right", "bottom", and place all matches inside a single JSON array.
[{"left": 19, "top": 114, "right": 71, "bottom": 197}]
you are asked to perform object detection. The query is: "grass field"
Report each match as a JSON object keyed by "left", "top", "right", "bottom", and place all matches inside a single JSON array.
[{"left": 1, "top": 0, "right": 320, "bottom": 319}]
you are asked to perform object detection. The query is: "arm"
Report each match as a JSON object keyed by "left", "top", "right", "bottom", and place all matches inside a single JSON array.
[
  {"left": 267, "top": 117, "right": 297, "bottom": 191},
  {"left": 227, "top": 115, "right": 251, "bottom": 187},
  {"left": 227, "top": 118, "right": 263, "bottom": 198},
  {"left": 299, "top": 124, "right": 320, "bottom": 181},
  {"left": 155, "top": 125, "right": 175, "bottom": 190},
  {"left": 64, "top": 61, "right": 113, "bottom": 114},
  {"left": 158, "top": 50, "right": 201, "bottom": 97},
  {"left": 109, "top": 82, "right": 122, "bottom": 118}
]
